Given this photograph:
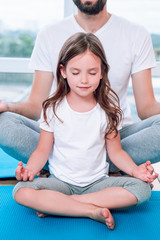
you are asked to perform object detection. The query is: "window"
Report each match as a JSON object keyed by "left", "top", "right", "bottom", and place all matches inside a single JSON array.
[
  {"left": 0, "top": 0, "right": 159, "bottom": 104},
  {"left": 107, "top": 0, "right": 160, "bottom": 121},
  {"left": 0, "top": 1, "right": 65, "bottom": 102},
  {"left": 0, "top": 0, "right": 64, "bottom": 58}
]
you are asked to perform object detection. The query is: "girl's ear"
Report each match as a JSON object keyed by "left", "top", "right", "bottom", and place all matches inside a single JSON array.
[
  {"left": 101, "top": 68, "right": 105, "bottom": 79},
  {"left": 60, "top": 64, "right": 67, "bottom": 78}
]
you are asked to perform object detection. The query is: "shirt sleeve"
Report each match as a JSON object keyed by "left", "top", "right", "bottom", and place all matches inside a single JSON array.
[
  {"left": 29, "top": 28, "right": 53, "bottom": 72},
  {"left": 131, "top": 26, "right": 156, "bottom": 74},
  {"left": 39, "top": 107, "right": 54, "bottom": 132}
]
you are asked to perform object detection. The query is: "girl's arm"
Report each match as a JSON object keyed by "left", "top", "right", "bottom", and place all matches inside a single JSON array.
[
  {"left": 16, "top": 129, "right": 54, "bottom": 181},
  {"left": 26, "top": 129, "right": 54, "bottom": 175},
  {"left": 106, "top": 132, "right": 158, "bottom": 182}
]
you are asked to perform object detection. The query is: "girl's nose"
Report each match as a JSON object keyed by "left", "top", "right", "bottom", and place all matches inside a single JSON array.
[{"left": 80, "top": 74, "right": 88, "bottom": 84}]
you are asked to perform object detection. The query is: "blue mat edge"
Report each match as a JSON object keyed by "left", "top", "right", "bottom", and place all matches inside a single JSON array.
[{"left": 1, "top": 186, "right": 160, "bottom": 240}]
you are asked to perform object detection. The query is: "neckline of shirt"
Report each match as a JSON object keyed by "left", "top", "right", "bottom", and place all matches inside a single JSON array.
[
  {"left": 64, "top": 96, "right": 98, "bottom": 115},
  {"left": 71, "top": 13, "right": 115, "bottom": 36}
]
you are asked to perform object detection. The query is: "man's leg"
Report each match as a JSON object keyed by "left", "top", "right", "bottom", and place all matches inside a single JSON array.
[
  {"left": 0, "top": 112, "right": 40, "bottom": 164},
  {"left": 109, "top": 114, "right": 160, "bottom": 172}
]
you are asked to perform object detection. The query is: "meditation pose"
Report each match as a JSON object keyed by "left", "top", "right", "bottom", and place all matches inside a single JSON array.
[
  {"left": 0, "top": 1, "right": 160, "bottom": 174},
  {"left": 13, "top": 33, "right": 158, "bottom": 230}
]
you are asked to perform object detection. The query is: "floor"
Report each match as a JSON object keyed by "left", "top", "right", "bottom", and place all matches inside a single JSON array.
[{"left": 0, "top": 179, "right": 18, "bottom": 186}]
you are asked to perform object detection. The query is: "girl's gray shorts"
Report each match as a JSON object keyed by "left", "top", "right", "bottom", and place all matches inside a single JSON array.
[{"left": 13, "top": 174, "right": 151, "bottom": 205}]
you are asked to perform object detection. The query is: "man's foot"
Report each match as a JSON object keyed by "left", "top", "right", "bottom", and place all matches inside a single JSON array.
[
  {"left": 109, "top": 171, "right": 122, "bottom": 177},
  {"left": 91, "top": 208, "right": 115, "bottom": 230},
  {"left": 36, "top": 211, "right": 49, "bottom": 218},
  {"left": 37, "top": 169, "right": 50, "bottom": 178}
]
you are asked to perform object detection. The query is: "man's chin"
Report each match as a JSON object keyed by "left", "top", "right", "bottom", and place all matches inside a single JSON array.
[{"left": 73, "top": 0, "right": 106, "bottom": 15}]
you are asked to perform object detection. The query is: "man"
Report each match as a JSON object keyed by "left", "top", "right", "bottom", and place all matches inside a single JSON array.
[{"left": 0, "top": 0, "right": 160, "bottom": 172}]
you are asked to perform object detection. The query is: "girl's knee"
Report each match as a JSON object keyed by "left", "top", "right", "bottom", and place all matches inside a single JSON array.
[
  {"left": 150, "top": 114, "right": 160, "bottom": 127},
  {"left": 125, "top": 178, "right": 151, "bottom": 205},
  {"left": 136, "top": 181, "right": 151, "bottom": 204},
  {"left": 14, "top": 187, "right": 32, "bottom": 205},
  {"left": 14, "top": 187, "right": 26, "bottom": 203},
  {"left": 143, "top": 183, "right": 151, "bottom": 201}
]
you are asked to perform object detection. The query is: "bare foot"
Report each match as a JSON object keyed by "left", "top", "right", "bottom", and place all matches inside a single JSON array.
[
  {"left": 91, "top": 208, "right": 115, "bottom": 230},
  {"left": 109, "top": 171, "right": 122, "bottom": 177},
  {"left": 36, "top": 211, "right": 49, "bottom": 218}
]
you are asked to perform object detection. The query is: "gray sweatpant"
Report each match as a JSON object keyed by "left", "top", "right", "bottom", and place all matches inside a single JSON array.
[
  {"left": 1, "top": 112, "right": 160, "bottom": 172},
  {"left": 13, "top": 175, "right": 151, "bottom": 205}
]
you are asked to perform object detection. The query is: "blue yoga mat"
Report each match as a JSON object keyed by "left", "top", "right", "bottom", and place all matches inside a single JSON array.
[
  {"left": 0, "top": 148, "right": 19, "bottom": 178},
  {"left": 1, "top": 186, "right": 160, "bottom": 240}
]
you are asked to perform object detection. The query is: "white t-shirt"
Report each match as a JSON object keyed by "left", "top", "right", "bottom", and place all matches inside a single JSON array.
[
  {"left": 40, "top": 97, "right": 109, "bottom": 186},
  {"left": 30, "top": 14, "right": 156, "bottom": 126}
]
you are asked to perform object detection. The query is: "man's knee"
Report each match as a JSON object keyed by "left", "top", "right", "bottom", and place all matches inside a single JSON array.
[
  {"left": 151, "top": 114, "right": 160, "bottom": 126},
  {"left": 0, "top": 112, "right": 17, "bottom": 133},
  {"left": 0, "top": 112, "right": 21, "bottom": 147},
  {"left": 0, "top": 112, "right": 10, "bottom": 128},
  {"left": 0, "top": 112, "right": 12, "bottom": 144}
]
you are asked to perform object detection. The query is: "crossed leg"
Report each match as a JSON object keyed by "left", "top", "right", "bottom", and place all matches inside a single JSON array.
[{"left": 14, "top": 186, "right": 138, "bottom": 230}]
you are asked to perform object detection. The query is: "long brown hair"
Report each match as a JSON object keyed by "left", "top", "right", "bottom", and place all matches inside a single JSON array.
[{"left": 42, "top": 32, "right": 122, "bottom": 137}]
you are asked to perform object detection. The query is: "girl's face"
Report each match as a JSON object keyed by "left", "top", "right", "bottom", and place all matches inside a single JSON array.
[{"left": 61, "top": 50, "right": 102, "bottom": 99}]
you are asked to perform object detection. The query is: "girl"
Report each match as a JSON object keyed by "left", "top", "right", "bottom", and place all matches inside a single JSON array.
[{"left": 13, "top": 33, "right": 157, "bottom": 230}]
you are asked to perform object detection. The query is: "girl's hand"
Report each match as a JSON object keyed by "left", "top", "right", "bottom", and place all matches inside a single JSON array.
[
  {"left": 132, "top": 161, "right": 158, "bottom": 183},
  {"left": 15, "top": 161, "right": 34, "bottom": 181}
]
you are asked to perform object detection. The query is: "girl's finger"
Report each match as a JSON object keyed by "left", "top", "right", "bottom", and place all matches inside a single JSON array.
[
  {"left": 23, "top": 169, "right": 29, "bottom": 181},
  {"left": 18, "top": 161, "right": 23, "bottom": 166},
  {"left": 145, "top": 161, "right": 151, "bottom": 166},
  {"left": 29, "top": 172, "right": 34, "bottom": 181},
  {"left": 147, "top": 165, "right": 154, "bottom": 174},
  {"left": 15, "top": 166, "right": 23, "bottom": 180}
]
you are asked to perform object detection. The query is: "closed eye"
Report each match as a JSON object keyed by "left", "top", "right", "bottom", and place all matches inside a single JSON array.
[
  {"left": 89, "top": 72, "right": 96, "bottom": 75},
  {"left": 72, "top": 72, "right": 79, "bottom": 75}
]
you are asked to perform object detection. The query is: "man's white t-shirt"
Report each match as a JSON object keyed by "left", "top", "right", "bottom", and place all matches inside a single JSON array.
[
  {"left": 30, "top": 14, "right": 156, "bottom": 126},
  {"left": 40, "top": 97, "right": 109, "bottom": 187}
]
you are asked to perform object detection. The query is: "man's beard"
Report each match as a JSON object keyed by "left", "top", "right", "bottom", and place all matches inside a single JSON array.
[{"left": 73, "top": 0, "right": 107, "bottom": 15}]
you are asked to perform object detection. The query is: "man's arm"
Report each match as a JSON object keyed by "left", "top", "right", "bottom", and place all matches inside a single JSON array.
[
  {"left": 0, "top": 70, "right": 53, "bottom": 120},
  {"left": 132, "top": 68, "right": 160, "bottom": 119}
]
